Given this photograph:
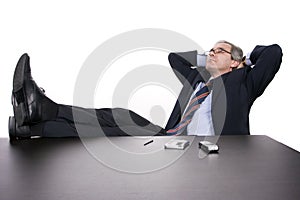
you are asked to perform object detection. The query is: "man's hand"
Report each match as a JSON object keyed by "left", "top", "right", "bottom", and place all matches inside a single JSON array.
[{"left": 237, "top": 56, "right": 246, "bottom": 69}]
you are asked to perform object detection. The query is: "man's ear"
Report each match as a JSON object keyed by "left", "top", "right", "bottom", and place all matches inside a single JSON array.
[{"left": 230, "top": 60, "right": 240, "bottom": 69}]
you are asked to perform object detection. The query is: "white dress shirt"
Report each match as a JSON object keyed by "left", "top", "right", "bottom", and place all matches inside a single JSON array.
[{"left": 186, "top": 82, "right": 215, "bottom": 136}]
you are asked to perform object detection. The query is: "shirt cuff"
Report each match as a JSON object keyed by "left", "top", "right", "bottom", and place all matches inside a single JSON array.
[
  {"left": 245, "top": 52, "right": 252, "bottom": 66},
  {"left": 197, "top": 54, "right": 207, "bottom": 67}
]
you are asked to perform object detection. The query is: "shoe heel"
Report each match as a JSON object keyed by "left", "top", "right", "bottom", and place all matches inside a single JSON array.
[
  {"left": 14, "top": 102, "right": 27, "bottom": 126},
  {"left": 8, "top": 116, "right": 31, "bottom": 141},
  {"left": 8, "top": 116, "right": 17, "bottom": 140}
]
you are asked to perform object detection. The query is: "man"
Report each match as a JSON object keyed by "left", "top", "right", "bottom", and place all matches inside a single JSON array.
[
  {"left": 166, "top": 41, "right": 282, "bottom": 136},
  {"left": 8, "top": 41, "right": 283, "bottom": 140}
]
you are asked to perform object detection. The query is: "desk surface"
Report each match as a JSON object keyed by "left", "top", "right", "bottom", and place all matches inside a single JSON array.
[{"left": 1, "top": 135, "right": 299, "bottom": 200}]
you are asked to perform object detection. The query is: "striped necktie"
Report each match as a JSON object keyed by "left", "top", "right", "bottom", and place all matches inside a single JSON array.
[{"left": 166, "top": 82, "right": 212, "bottom": 136}]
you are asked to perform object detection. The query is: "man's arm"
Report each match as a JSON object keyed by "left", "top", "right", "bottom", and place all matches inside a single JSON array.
[
  {"left": 168, "top": 50, "right": 197, "bottom": 84},
  {"left": 247, "top": 44, "right": 283, "bottom": 100}
]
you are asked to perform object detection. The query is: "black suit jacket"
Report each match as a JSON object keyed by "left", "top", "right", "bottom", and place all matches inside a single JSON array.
[{"left": 165, "top": 44, "right": 283, "bottom": 135}]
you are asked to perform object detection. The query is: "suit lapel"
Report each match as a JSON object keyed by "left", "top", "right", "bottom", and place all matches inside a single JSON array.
[
  {"left": 165, "top": 68, "right": 208, "bottom": 129},
  {"left": 211, "top": 73, "right": 229, "bottom": 135},
  {"left": 211, "top": 74, "right": 228, "bottom": 107}
]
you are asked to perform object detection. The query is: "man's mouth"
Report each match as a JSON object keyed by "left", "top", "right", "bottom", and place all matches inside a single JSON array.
[{"left": 208, "top": 58, "right": 216, "bottom": 63}]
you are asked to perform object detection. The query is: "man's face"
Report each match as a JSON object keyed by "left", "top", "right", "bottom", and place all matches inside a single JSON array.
[{"left": 205, "top": 42, "right": 234, "bottom": 77}]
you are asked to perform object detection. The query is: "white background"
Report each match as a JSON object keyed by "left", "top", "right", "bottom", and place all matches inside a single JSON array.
[{"left": 1, "top": 0, "right": 299, "bottom": 151}]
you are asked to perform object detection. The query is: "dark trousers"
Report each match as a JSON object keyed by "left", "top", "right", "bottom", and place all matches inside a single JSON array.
[{"left": 30, "top": 104, "right": 165, "bottom": 137}]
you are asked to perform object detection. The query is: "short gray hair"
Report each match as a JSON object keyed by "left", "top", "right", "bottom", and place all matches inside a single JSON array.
[{"left": 217, "top": 40, "right": 243, "bottom": 62}]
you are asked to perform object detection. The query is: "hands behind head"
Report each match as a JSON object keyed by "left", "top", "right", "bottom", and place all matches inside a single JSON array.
[
  {"left": 237, "top": 56, "right": 246, "bottom": 69},
  {"left": 230, "top": 56, "right": 246, "bottom": 71}
]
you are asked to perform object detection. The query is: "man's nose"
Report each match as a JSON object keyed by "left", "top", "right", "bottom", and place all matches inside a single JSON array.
[{"left": 209, "top": 51, "right": 215, "bottom": 57}]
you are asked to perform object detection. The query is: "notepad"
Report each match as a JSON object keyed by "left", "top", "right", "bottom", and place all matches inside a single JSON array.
[{"left": 164, "top": 139, "right": 189, "bottom": 150}]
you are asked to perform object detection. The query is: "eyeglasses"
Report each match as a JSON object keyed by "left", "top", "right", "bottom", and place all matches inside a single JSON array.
[{"left": 205, "top": 48, "right": 231, "bottom": 56}]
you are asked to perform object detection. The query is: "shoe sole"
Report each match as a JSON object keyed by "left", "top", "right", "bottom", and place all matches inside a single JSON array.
[
  {"left": 8, "top": 116, "right": 17, "bottom": 140},
  {"left": 12, "top": 53, "right": 30, "bottom": 126},
  {"left": 13, "top": 53, "right": 29, "bottom": 92},
  {"left": 8, "top": 116, "right": 31, "bottom": 140}
]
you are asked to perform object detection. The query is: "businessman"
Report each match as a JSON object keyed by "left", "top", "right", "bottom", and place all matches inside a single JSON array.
[{"left": 9, "top": 40, "right": 283, "bottom": 140}]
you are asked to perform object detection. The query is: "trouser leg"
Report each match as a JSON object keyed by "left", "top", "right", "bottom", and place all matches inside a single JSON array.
[{"left": 30, "top": 104, "right": 165, "bottom": 137}]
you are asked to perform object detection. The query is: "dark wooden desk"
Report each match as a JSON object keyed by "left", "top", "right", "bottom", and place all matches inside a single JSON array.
[{"left": 1, "top": 135, "right": 299, "bottom": 200}]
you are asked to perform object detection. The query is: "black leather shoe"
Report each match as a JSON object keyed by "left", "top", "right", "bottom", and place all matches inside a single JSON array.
[
  {"left": 12, "top": 53, "right": 45, "bottom": 126},
  {"left": 8, "top": 116, "right": 31, "bottom": 140}
]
